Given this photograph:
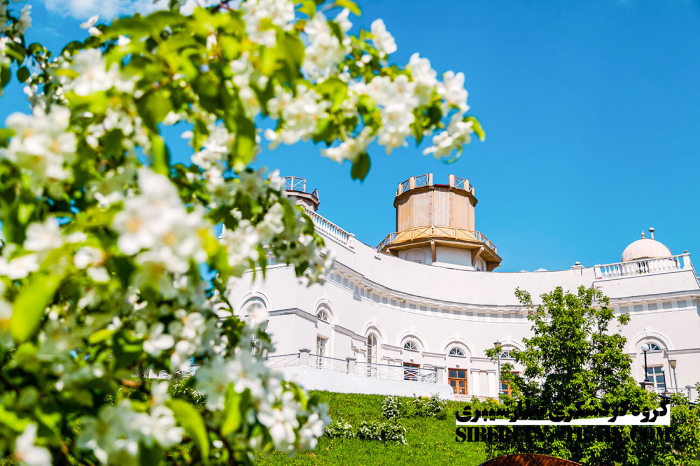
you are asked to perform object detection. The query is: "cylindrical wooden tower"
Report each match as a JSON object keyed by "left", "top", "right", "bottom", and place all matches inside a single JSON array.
[{"left": 378, "top": 174, "right": 501, "bottom": 271}]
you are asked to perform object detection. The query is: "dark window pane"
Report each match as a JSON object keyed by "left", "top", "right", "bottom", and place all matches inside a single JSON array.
[
  {"left": 458, "top": 371, "right": 466, "bottom": 378},
  {"left": 449, "top": 370, "right": 457, "bottom": 378}
]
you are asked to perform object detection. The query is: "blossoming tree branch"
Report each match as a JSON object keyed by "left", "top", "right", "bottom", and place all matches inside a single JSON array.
[{"left": 0, "top": 0, "right": 483, "bottom": 464}]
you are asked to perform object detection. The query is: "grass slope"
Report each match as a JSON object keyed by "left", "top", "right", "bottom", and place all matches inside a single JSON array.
[{"left": 256, "top": 391, "right": 488, "bottom": 466}]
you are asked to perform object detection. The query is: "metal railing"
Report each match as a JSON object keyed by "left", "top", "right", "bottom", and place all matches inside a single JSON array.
[
  {"left": 400, "top": 179, "right": 410, "bottom": 193},
  {"left": 594, "top": 254, "right": 694, "bottom": 280},
  {"left": 282, "top": 176, "right": 306, "bottom": 192},
  {"left": 355, "top": 361, "right": 437, "bottom": 383},
  {"left": 377, "top": 225, "right": 497, "bottom": 254},
  {"left": 310, "top": 354, "right": 349, "bottom": 373},
  {"left": 264, "top": 352, "right": 438, "bottom": 384},
  {"left": 264, "top": 353, "right": 300, "bottom": 369},
  {"left": 304, "top": 208, "right": 354, "bottom": 250}
]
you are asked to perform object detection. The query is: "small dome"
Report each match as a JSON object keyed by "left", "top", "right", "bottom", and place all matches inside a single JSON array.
[{"left": 621, "top": 231, "right": 672, "bottom": 262}]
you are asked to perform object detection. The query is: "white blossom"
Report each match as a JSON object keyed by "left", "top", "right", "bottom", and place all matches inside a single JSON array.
[
  {"left": 370, "top": 19, "right": 396, "bottom": 56},
  {"left": 14, "top": 424, "right": 52, "bottom": 466},
  {"left": 17, "top": 5, "right": 31, "bottom": 35},
  {"left": 0, "top": 253, "right": 39, "bottom": 279},
  {"left": 241, "top": 0, "right": 295, "bottom": 47},
  {"left": 422, "top": 113, "right": 474, "bottom": 159},
  {"left": 438, "top": 70, "right": 469, "bottom": 113},
  {"left": 2, "top": 106, "right": 77, "bottom": 185},
  {"left": 112, "top": 168, "right": 206, "bottom": 277},
  {"left": 303, "top": 11, "right": 350, "bottom": 77},
  {"left": 265, "top": 85, "right": 329, "bottom": 148},
  {"left": 408, "top": 53, "right": 438, "bottom": 105},
  {"left": 257, "top": 391, "right": 300, "bottom": 453},
  {"left": 24, "top": 218, "right": 63, "bottom": 254},
  {"left": 322, "top": 126, "right": 375, "bottom": 163},
  {"left": 65, "top": 49, "right": 134, "bottom": 97}
]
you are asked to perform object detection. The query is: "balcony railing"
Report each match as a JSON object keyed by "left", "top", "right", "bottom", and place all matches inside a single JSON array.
[
  {"left": 304, "top": 208, "right": 354, "bottom": 250},
  {"left": 355, "top": 361, "right": 437, "bottom": 383},
  {"left": 594, "top": 253, "right": 695, "bottom": 280},
  {"left": 377, "top": 225, "right": 497, "bottom": 254},
  {"left": 264, "top": 352, "right": 438, "bottom": 384},
  {"left": 282, "top": 176, "right": 306, "bottom": 192}
]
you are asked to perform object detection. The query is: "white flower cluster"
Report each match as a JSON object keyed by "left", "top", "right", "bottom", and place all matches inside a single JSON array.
[
  {"left": 302, "top": 9, "right": 352, "bottom": 78},
  {"left": 13, "top": 423, "right": 51, "bottom": 466},
  {"left": 112, "top": 168, "right": 207, "bottom": 280},
  {"left": 77, "top": 389, "right": 183, "bottom": 464},
  {"left": 351, "top": 74, "right": 419, "bottom": 154},
  {"left": 370, "top": 19, "right": 396, "bottom": 56},
  {"left": 241, "top": 0, "right": 295, "bottom": 48},
  {"left": 195, "top": 349, "right": 329, "bottom": 453},
  {"left": 230, "top": 52, "right": 265, "bottom": 118},
  {"left": 63, "top": 49, "right": 135, "bottom": 97},
  {"left": 264, "top": 85, "right": 329, "bottom": 148},
  {"left": 86, "top": 108, "right": 149, "bottom": 152},
  {"left": 1, "top": 106, "right": 77, "bottom": 190}
]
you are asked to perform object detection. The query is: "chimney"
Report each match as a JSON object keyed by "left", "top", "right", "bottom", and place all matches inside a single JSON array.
[{"left": 649, "top": 227, "right": 655, "bottom": 240}]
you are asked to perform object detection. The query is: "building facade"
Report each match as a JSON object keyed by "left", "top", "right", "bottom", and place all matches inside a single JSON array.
[{"left": 227, "top": 175, "right": 700, "bottom": 401}]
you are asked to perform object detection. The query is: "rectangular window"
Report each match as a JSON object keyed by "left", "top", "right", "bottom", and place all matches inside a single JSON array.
[
  {"left": 646, "top": 366, "right": 667, "bottom": 393},
  {"left": 315, "top": 336, "right": 327, "bottom": 370},
  {"left": 403, "top": 362, "right": 420, "bottom": 381},
  {"left": 662, "top": 301, "right": 672, "bottom": 309},
  {"left": 501, "top": 371, "right": 519, "bottom": 398},
  {"left": 449, "top": 368, "right": 467, "bottom": 395}
]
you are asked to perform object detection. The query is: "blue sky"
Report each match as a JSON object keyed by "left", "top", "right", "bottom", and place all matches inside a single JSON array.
[{"left": 3, "top": 1, "right": 700, "bottom": 272}]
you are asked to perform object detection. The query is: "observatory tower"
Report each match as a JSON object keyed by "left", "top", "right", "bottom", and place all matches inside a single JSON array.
[{"left": 378, "top": 174, "right": 502, "bottom": 271}]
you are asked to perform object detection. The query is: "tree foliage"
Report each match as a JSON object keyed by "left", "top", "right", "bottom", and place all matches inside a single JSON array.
[
  {"left": 484, "top": 286, "right": 700, "bottom": 465},
  {"left": 0, "top": 0, "right": 484, "bottom": 464}
]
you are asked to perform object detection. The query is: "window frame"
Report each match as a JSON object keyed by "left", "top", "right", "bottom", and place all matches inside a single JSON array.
[
  {"left": 449, "top": 347, "right": 466, "bottom": 358},
  {"left": 448, "top": 368, "right": 468, "bottom": 395},
  {"left": 403, "top": 340, "right": 419, "bottom": 352}
]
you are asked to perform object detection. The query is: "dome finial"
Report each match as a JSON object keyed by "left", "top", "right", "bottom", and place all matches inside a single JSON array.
[
  {"left": 641, "top": 231, "right": 645, "bottom": 239},
  {"left": 649, "top": 227, "right": 655, "bottom": 240}
]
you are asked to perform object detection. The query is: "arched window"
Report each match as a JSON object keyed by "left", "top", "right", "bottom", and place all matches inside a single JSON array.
[
  {"left": 501, "top": 350, "right": 512, "bottom": 359},
  {"left": 646, "top": 343, "right": 662, "bottom": 353},
  {"left": 403, "top": 340, "right": 418, "bottom": 351},
  {"left": 367, "top": 334, "right": 378, "bottom": 364},
  {"left": 449, "top": 347, "right": 465, "bottom": 357},
  {"left": 317, "top": 309, "right": 329, "bottom": 322}
]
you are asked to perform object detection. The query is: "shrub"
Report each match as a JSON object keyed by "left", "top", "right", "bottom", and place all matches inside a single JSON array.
[
  {"left": 324, "top": 417, "right": 355, "bottom": 439},
  {"left": 357, "top": 421, "right": 406, "bottom": 444},
  {"left": 381, "top": 395, "right": 402, "bottom": 420}
]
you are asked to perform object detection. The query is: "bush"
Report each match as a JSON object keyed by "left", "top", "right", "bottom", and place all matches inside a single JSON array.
[
  {"left": 382, "top": 394, "right": 447, "bottom": 420},
  {"left": 324, "top": 416, "right": 355, "bottom": 439},
  {"left": 357, "top": 421, "right": 406, "bottom": 444},
  {"left": 381, "top": 395, "right": 402, "bottom": 420}
]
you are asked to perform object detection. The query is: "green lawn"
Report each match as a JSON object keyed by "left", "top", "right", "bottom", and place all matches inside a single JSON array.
[{"left": 256, "top": 391, "right": 488, "bottom": 466}]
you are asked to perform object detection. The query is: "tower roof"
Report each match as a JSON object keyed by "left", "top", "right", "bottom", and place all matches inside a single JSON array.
[{"left": 621, "top": 229, "right": 672, "bottom": 262}]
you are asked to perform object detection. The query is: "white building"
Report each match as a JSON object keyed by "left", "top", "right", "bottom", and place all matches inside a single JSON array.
[{"left": 227, "top": 175, "right": 700, "bottom": 401}]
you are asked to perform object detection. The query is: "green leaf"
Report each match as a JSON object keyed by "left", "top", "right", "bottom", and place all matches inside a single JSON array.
[
  {"left": 166, "top": 399, "right": 210, "bottom": 465},
  {"left": 17, "top": 67, "right": 30, "bottom": 83},
  {"left": 0, "top": 64, "right": 11, "bottom": 90},
  {"left": 232, "top": 116, "right": 257, "bottom": 171},
  {"left": 150, "top": 134, "right": 170, "bottom": 176},
  {"left": 88, "top": 328, "right": 117, "bottom": 345},
  {"left": 221, "top": 386, "right": 242, "bottom": 436},
  {"left": 351, "top": 152, "right": 371, "bottom": 181},
  {"left": 335, "top": 0, "right": 361, "bottom": 16},
  {"left": 0, "top": 128, "right": 14, "bottom": 147},
  {"left": 137, "top": 90, "right": 173, "bottom": 133},
  {"left": 140, "top": 443, "right": 163, "bottom": 466},
  {"left": 465, "top": 116, "right": 485, "bottom": 142},
  {"left": 298, "top": 1, "right": 316, "bottom": 18},
  {"left": 9, "top": 274, "right": 62, "bottom": 344},
  {"left": 112, "top": 330, "right": 143, "bottom": 369}
]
